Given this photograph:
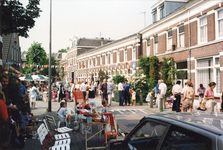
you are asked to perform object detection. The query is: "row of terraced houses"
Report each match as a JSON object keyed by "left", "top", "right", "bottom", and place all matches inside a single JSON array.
[{"left": 59, "top": 0, "right": 223, "bottom": 98}]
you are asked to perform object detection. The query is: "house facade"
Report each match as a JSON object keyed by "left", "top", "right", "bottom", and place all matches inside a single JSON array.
[{"left": 60, "top": 0, "right": 223, "bottom": 97}]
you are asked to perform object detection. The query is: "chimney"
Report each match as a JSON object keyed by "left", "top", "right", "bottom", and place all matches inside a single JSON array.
[{"left": 101, "top": 37, "right": 104, "bottom": 46}]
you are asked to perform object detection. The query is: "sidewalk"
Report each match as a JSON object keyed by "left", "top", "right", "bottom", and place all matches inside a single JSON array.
[{"left": 11, "top": 98, "right": 214, "bottom": 150}]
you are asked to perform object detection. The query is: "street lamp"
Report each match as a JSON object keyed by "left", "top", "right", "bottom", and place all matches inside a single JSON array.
[{"left": 48, "top": 0, "right": 52, "bottom": 112}]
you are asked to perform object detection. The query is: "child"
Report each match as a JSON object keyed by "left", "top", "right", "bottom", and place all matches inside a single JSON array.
[
  {"left": 19, "top": 106, "right": 33, "bottom": 134},
  {"left": 57, "top": 102, "right": 71, "bottom": 127},
  {"left": 131, "top": 88, "right": 136, "bottom": 107},
  {"left": 92, "top": 107, "right": 99, "bottom": 119},
  {"left": 166, "top": 93, "right": 174, "bottom": 108},
  {"left": 65, "top": 90, "right": 69, "bottom": 101},
  {"left": 101, "top": 100, "right": 107, "bottom": 113},
  {"left": 52, "top": 90, "right": 57, "bottom": 102},
  {"left": 146, "top": 90, "right": 155, "bottom": 105}
]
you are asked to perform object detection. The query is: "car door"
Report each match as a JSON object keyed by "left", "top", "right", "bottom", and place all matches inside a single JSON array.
[
  {"left": 123, "top": 119, "right": 170, "bottom": 150},
  {"left": 159, "top": 125, "right": 214, "bottom": 150}
]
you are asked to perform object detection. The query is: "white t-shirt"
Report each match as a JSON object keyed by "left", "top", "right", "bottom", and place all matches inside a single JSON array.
[
  {"left": 30, "top": 86, "right": 37, "bottom": 98},
  {"left": 58, "top": 107, "right": 67, "bottom": 118},
  {"left": 118, "top": 83, "right": 124, "bottom": 91},
  {"left": 80, "top": 83, "right": 86, "bottom": 92},
  {"left": 172, "top": 84, "right": 182, "bottom": 94},
  {"left": 159, "top": 83, "right": 167, "bottom": 95},
  {"left": 75, "top": 84, "right": 80, "bottom": 90}
]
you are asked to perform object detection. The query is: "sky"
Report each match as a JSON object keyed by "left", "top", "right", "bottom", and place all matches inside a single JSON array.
[{"left": 19, "top": 0, "right": 157, "bottom": 54}]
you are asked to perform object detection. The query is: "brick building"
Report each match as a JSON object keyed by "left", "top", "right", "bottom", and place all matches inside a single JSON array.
[{"left": 60, "top": 0, "right": 223, "bottom": 97}]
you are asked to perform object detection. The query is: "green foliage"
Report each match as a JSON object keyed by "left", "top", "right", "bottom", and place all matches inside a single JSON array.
[
  {"left": 58, "top": 49, "right": 67, "bottom": 53},
  {"left": 22, "top": 42, "right": 57, "bottom": 76},
  {"left": 59, "top": 67, "right": 64, "bottom": 78},
  {"left": 161, "top": 57, "right": 178, "bottom": 96},
  {"left": 91, "top": 73, "right": 94, "bottom": 81},
  {"left": 2, "top": 0, "right": 41, "bottom": 37},
  {"left": 98, "top": 70, "right": 109, "bottom": 82},
  {"left": 138, "top": 56, "right": 150, "bottom": 79},
  {"left": 149, "top": 56, "right": 159, "bottom": 81},
  {"left": 112, "top": 74, "right": 125, "bottom": 84}
]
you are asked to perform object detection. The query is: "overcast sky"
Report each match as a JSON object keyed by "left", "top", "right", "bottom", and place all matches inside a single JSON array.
[{"left": 19, "top": 0, "right": 157, "bottom": 54}]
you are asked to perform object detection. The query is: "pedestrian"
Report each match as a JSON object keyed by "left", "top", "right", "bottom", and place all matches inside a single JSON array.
[
  {"left": 131, "top": 88, "right": 136, "bottom": 106},
  {"left": 29, "top": 83, "right": 38, "bottom": 108},
  {"left": 107, "top": 79, "right": 114, "bottom": 106},
  {"left": 70, "top": 81, "right": 75, "bottom": 101},
  {"left": 158, "top": 80, "right": 167, "bottom": 111},
  {"left": 94, "top": 81, "right": 98, "bottom": 95},
  {"left": 98, "top": 81, "right": 103, "bottom": 99},
  {"left": 75, "top": 81, "right": 80, "bottom": 91},
  {"left": 58, "top": 84, "right": 65, "bottom": 102},
  {"left": 172, "top": 81, "right": 182, "bottom": 112},
  {"left": 118, "top": 80, "right": 124, "bottom": 106},
  {"left": 68, "top": 83, "right": 71, "bottom": 100},
  {"left": 123, "top": 79, "right": 131, "bottom": 106},
  {"left": 181, "top": 82, "right": 188, "bottom": 95},
  {"left": 100, "top": 79, "right": 108, "bottom": 103},
  {"left": 16, "top": 79, "right": 27, "bottom": 98},
  {"left": 204, "top": 82, "right": 217, "bottom": 113},
  {"left": 197, "top": 84, "right": 206, "bottom": 110},
  {"left": 101, "top": 100, "right": 108, "bottom": 113},
  {"left": 155, "top": 80, "right": 161, "bottom": 107},
  {"left": 57, "top": 102, "right": 71, "bottom": 127},
  {"left": 220, "top": 91, "right": 223, "bottom": 112},
  {"left": 181, "top": 81, "right": 195, "bottom": 113},
  {"left": 146, "top": 90, "right": 155, "bottom": 105},
  {"left": 80, "top": 80, "right": 86, "bottom": 100},
  {"left": 166, "top": 93, "right": 174, "bottom": 108},
  {"left": 86, "top": 86, "right": 96, "bottom": 111}
]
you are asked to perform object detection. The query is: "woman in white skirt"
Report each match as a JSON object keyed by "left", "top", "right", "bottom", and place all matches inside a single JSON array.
[
  {"left": 204, "top": 82, "right": 217, "bottom": 112},
  {"left": 86, "top": 86, "right": 97, "bottom": 111}
]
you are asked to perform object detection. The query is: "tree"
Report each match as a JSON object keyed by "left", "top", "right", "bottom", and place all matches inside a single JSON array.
[
  {"left": 58, "top": 49, "right": 67, "bottom": 53},
  {"left": 22, "top": 42, "right": 47, "bottom": 74},
  {"left": 112, "top": 74, "right": 125, "bottom": 84},
  {"left": 139, "top": 56, "right": 150, "bottom": 79},
  {"left": 44, "top": 56, "right": 57, "bottom": 76},
  {"left": 2, "top": 0, "right": 41, "bottom": 37},
  {"left": 98, "top": 70, "right": 109, "bottom": 82}
]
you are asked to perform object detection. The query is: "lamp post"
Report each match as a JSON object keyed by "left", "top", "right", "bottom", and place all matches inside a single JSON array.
[{"left": 48, "top": 0, "right": 52, "bottom": 112}]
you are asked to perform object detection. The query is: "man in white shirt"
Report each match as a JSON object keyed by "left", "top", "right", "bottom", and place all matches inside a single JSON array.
[
  {"left": 172, "top": 81, "right": 182, "bottom": 112},
  {"left": 158, "top": 80, "right": 167, "bottom": 111},
  {"left": 80, "top": 81, "right": 86, "bottom": 100},
  {"left": 118, "top": 80, "right": 124, "bottom": 106}
]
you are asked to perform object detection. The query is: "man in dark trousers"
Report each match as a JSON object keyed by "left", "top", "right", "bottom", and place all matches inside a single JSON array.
[
  {"left": 58, "top": 84, "right": 65, "bottom": 102},
  {"left": 172, "top": 81, "right": 182, "bottom": 112},
  {"left": 123, "top": 79, "right": 131, "bottom": 106}
]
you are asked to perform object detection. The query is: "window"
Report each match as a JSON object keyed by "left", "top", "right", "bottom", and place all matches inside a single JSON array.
[
  {"left": 95, "top": 57, "right": 97, "bottom": 66},
  {"left": 152, "top": 8, "right": 157, "bottom": 23},
  {"left": 196, "top": 57, "right": 220, "bottom": 93},
  {"left": 117, "top": 51, "right": 120, "bottom": 63},
  {"left": 154, "top": 36, "right": 158, "bottom": 55},
  {"left": 161, "top": 126, "right": 212, "bottom": 150},
  {"left": 124, "top": 49, "right": 127, "bottom": 62},
  {"left": 217, "top": 9, "right": 223, "bottom": 37},
  {"left": 133, "top": 46, "right": 136, "bottom": 60},
  {"left": 176, "top": 61, "right": 188, "bottom": 86},
  {"left": 105, "top": 54, "right": 108, "bottom": 65},
  {"left": 100, "top": 55, "right": 102, "bottom": 64},
  {"left": 178, "top": 25, "right": 185, "bottom": 48},
  {"left": 147, "top": 39, "right": 150, "bottom": 56},
  {"left": 200, "top": 16, "right": 207, "bottom": 43},
  {"left": 167, "top": 30, "right": 172, "bottom": 50},
  {"left": 11, "top": 47, "right": 14, "bottom": 60},
  {"left": 111, "top": 53, "right": 113, "bottom": 64},
  {"left": 128, "top": 121, "right": 167, "bottom": 150},
  {"left": 159, "top": 3, "right": 164, "bottom": 19}
]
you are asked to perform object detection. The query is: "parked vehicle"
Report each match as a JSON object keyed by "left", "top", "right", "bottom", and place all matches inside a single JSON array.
[{"left": 108, "top": 112, "right": 223, "bottom": 150}]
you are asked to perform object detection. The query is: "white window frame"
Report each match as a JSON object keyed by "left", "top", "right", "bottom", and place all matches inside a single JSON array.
[
  {"left": 111, "top": 53, "right": 113, "bottom": 64},
  {"left": 147, "top": 39, "right": 150, "bottom": 57},
  {"left": 132, "top": 46, "right": 136, "bottom": 61},
  {"left": 105, "top": 54, "right": 108, "bottom": 65},
  {"left": 124, "top": 49, "right": 127, "bottom": 62},
  {"left": 154, "top": 36, "right": 158, "bottom": 55},
  {"left": 198, "top": 15, "right": 207, "bottom": 44},
  {"left": 178, "top": 25, "right": 185, "bottom": 48},
  {"left": 117, "top": 51, "right": 120, "bottom": 63},
  {"left": 215, "top": 8, "right": 223, "bottom": 39},
  {"left": 167, "top": 30, "right": 172, "bottom": 51},
  {"left": 195, "top": 55, "right": 220, "bottom": 95},
  {"left": 100, "top": 55, "right": 102, "bottom": 64}
]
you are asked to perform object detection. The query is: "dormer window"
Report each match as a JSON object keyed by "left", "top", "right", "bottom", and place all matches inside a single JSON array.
[
  {"left": 159, "top": 3, "right": 164, "bottom": 19},
  {"left": 152, "top": 8, "right": 157, "bottom": 23}
]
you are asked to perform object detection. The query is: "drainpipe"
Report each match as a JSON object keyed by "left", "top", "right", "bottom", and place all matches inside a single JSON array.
[{"left": 188, "top": 9, "right": 191, "bottom": 81}]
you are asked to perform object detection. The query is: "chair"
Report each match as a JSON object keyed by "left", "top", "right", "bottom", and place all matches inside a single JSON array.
[
  {"left": 46, "top": 115, "right": 73, "bottom": 135},
  {"left": 37, "top": 123, "right": 70, "bottom": 150},
  {"left": 57, "top": 113, "right": 68, "bottom": 128},
  {"left": 43, "top": 119, "right": 70, "bottom": 143}
]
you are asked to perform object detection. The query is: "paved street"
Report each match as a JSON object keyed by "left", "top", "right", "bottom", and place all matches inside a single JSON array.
[{"left": 11, "top": 97, "right": 202, "bottom": 150}]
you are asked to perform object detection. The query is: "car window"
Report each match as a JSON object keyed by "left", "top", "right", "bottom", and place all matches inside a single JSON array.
[
  {"left": 127, "top": 121, "right": 167, "bottom": 150},
  {"left": 161, "top": 125, "right": 212, "bottom": 150}
]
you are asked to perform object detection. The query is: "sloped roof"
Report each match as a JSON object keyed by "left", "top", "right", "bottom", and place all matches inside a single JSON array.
[{"left": 77, "top": 38, "right": 113, "bottom": 47}]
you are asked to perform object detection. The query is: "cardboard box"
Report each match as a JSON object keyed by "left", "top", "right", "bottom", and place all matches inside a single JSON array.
[{"left": 26, "top": 126, "right": 38, "bottom": 135}]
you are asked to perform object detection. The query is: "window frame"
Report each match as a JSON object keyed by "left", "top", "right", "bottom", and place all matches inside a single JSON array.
[
  {"left": 154, "top": 36, "right": 158, "bottom": 55},
  {"left": 178, "top": 25, "right": 185, "bottom": 48},
  {"left": 215, "top": 7, "right": 223, "bottom": 39},
  {"left": 105, "top": 54, "right": 108, "bottom": 65},
  {"left": 147, "top": 39, "right": 150, "bottom": 57},
  {"left": 132, "top": 46, "right": 136, "bottom": 61},
  {"left": 124, "top": 49, "right": 127, "bottom": 62},
  {"left": 198, "top": 15, "right": 207, "bottom": 44},
  {"left": 111, "top": 52, "right": 113, "bottom": 64},
  {"left": 167, "top": 30, "right": 172, "bottom": 51},
  {"left": 117, "top": 50, "right": 120, "bottom": 63}
]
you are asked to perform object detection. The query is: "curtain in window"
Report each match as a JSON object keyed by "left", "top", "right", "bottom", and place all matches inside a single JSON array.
[
  {"left": 197, "top": 69, "right": 213, "bottom": 88},
  {"left": 168, "top": 38, "right": 172, "bottom": 50},
  {"left": 200, "top": 17, "right": 207, "bottom": 42},
  {"left": 179, "top": 34, "right": 185, "bottom": 47},
  {"left": 216, "top": 69, "right": 221, "bottom": 93},
  {"left": 218, "top": 10, "right": 223, "bottom": 37},
  {"left": 197, "top": 58, "right": 213, "bottom": 68}
]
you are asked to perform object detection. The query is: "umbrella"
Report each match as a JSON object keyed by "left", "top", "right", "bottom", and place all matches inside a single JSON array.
[{"left": 19, "top": 75, "right": 41, "bottom": 81}]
